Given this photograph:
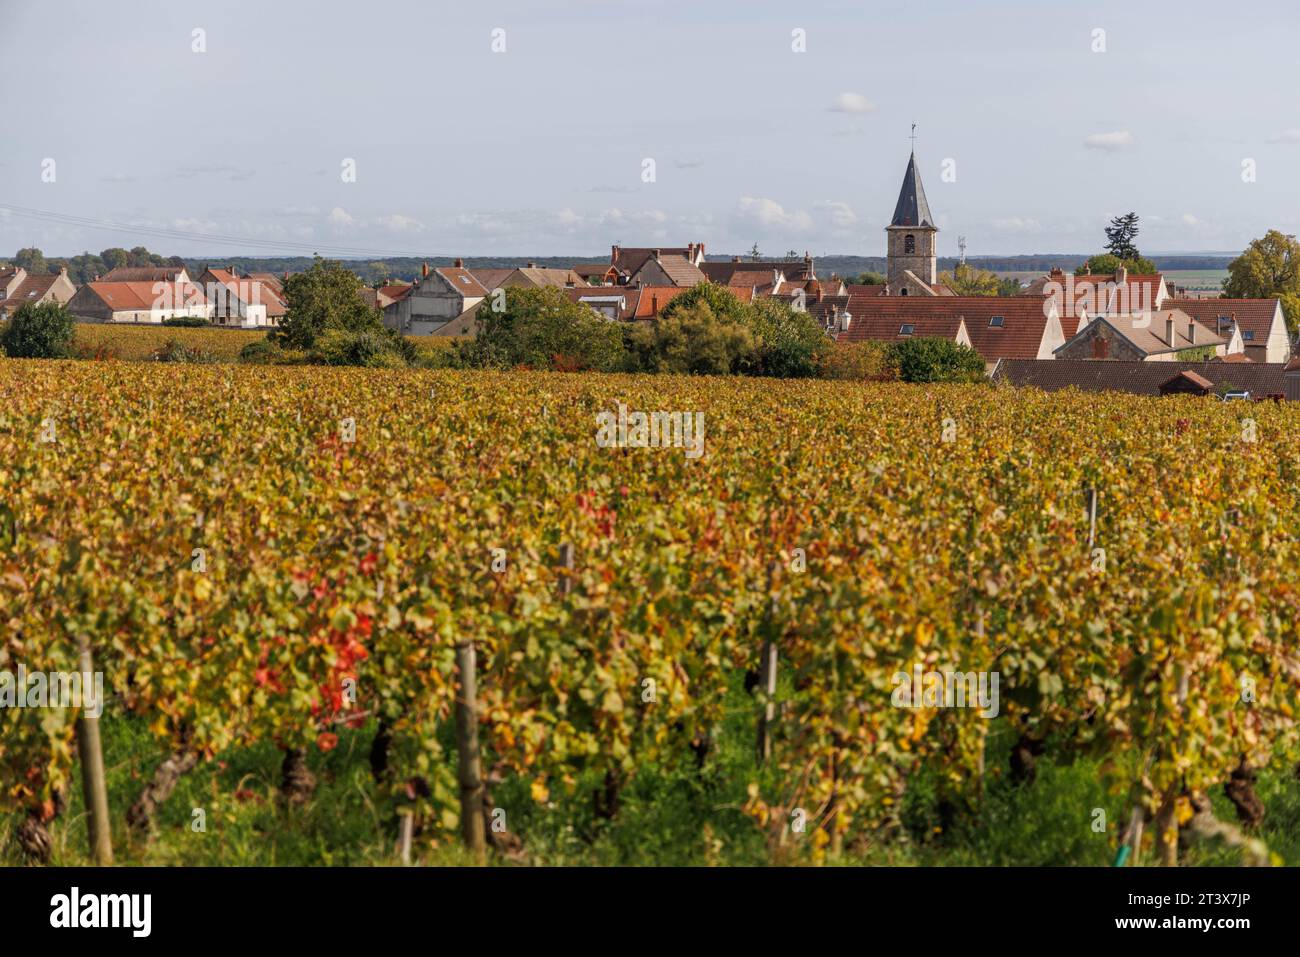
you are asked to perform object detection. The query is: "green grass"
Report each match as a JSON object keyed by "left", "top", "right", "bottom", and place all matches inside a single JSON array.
[
  {"left": 5, "top": 690, "right": 1296, "bottom": 866},
  {"left": 1164, "top": 269, "right": 1229, "bottom": 292}
]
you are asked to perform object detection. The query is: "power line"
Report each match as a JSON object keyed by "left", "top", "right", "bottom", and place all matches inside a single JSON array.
[{"left": 0, "top": 202, "right": 437, "bottom": 259}]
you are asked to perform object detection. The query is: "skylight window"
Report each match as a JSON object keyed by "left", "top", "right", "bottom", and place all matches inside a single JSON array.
[
  {"left": 989, "top": 315, "right": 1004, "bottom": 327},
  {"left": 899, "top": 323, "right": 915, "bottom": 336}
]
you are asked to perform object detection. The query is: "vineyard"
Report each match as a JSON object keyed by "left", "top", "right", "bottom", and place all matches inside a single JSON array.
[
  {"left": 67, "top": 324, "right": 267, "bottom": 360},
  {"left": 1, "top": 360, "right": 1298, "bottom": 866}
]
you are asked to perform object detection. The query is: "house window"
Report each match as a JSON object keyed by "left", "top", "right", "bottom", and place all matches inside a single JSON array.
[
  {"left": 899, "top": 323, "right": 915, "bottom": 336},
  {"left": 989, "top": 315, "right": 1004, "bottom": 327},
  {"left": 904, "top": 234, "right": 916, "bottom": 254},
  {"left": 1093, "top": 337, "right": 1109, "bottom": 359},
  {"left": 1217, "top": 316, "right": 1230, "bottom": 334},
  {"left": 1243, "top": 330, "right": 1255, "bottom": 340},
  {"left": 900, "top": 288, "right": 909, "bottom": 296}
]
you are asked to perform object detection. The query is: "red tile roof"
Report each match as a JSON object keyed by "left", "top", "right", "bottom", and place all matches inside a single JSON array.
[
  {"left": 102, "top": 266, "right": 188, "bottom": 282},
  {"left": 435, "top": 267, "right": 488, "bottom": 298},
  {"left": 993, "top": 359, "right": 1287, "bottom": 397},
  {"left": 842, "top": 294, "right": 1057, "bottom": 360},
  {"left": 1166, "top": 298, "right": 1280, "bottom": 344},
  {"left": 81, "top": 281, "right": 208, "bottom": 311}
]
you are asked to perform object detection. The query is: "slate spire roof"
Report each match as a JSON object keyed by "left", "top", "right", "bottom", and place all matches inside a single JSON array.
[{"left": 890, "top": 151, "right": 935, "bottom": 229}]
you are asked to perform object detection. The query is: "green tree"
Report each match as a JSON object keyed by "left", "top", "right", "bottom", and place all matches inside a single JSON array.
[
  {"left": 624, "top": 301, "right": 755, "bottom": 374},
  {"left": 461, "top": 286, "right": 627, "bottom": 371},
  {"left": 127, "top": 246, "right": 158, "bottom": 267},
  {"left": 748, "top": 296, "right": 830, "bottom": 377},
  {"left": 1223, "top": 230, "right": 1300, "bottom": 331},
  {"left": 887, "top": 336, "right": 986, "bottom": 383},
  {"left": 0, "top": 301, "right": 75, "bottom": 358},
  {"left": 1104, "top": 212, "right": 1141, "bottom": 260},
  {"left": 12, "top": 248, "right": 48, "bottom": 274},
  {"left": 275, "top": 257, "right": 386, "bottom": 350},
  {"left": 748, "top": 243, "right": 762, "bottom": 261},
  {"left": 1075, "top": 252, "right": 1157, "bottom": 276},
  {"left": 661, "top": 281, "right": 752, "bottom": 325},
  {"left": 654, "top": 282, "right": 828, "bottom": 376},
  {"left": 850, "top": 271, "right": 888, "bottom": 285},
  {"left": 938, "top": 264, "right": 1000, "bottom": 296},
  {"left": 99, "top": 248, "right": 129, "bottom": 272}
]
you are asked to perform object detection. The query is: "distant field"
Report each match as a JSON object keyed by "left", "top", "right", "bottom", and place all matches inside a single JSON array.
[
  {"left": 1163, "top": 269, "right": 1228, "bottom": 291},
  {"left": 995, "top": 268, "right": 1228, "bottom": 293}
]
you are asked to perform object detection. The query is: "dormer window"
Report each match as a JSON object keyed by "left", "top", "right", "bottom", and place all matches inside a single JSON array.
[
  {"left": 904, "top": 234, "right": 916, "bottom": 254},
  {"left": 899, "top": 323, "right": 915, "bottom": 336},
  {"left": 1243, "top": 330, "right": 1255, "bottom": 341},
  {"left": 989, "top": 315, "right": 1004, "bottom": 328}
]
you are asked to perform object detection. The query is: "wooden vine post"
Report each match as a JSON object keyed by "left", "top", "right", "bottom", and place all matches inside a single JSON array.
[
  {"left": 756, "top": 561, "right": 779, "bottom": 764},
  {"left": 75, "top": 637, "right": 113, "bottom": 865},
  {"left": 1087, "top": 486, "right": 1098, "bottom": 550},
  {"left": 453, "top": 638, "right": 486, "bottom": 864},
  {"left": 974, "top": 611, "right": 987, "bottom": 804},
  {"left": 1156, "top": 666, "right": 1192, "bottom": 867},
  {"left": 558, "top": 542, "right": 574, "bottom": 597}
]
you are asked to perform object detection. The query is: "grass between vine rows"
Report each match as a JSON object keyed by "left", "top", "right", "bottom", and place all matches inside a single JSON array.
[{"left": 6, "top": 679, "right": 1297, "bottom": 866}]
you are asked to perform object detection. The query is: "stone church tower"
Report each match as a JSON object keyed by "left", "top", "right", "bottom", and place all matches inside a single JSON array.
[{"left": 885, "top": 152, "right": 938, "bottom": 295}]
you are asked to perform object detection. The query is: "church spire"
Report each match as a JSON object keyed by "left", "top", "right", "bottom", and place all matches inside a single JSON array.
[{"left": 890, "top": 151, "right": 935, "bottom": 229}]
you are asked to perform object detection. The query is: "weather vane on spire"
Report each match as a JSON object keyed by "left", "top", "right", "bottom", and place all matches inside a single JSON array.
[{"left": 910, "top": 123, "right": 917, "bottom": 149}]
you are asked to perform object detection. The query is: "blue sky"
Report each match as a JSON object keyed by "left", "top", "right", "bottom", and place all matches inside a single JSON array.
[{"left": 2, "top": 0, "right": 1298, "bottom": 258}]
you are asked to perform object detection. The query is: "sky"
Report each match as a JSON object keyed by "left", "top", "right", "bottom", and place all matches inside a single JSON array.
[{"left": 2, "top": 0, "right": 1299, "bottom": 260}]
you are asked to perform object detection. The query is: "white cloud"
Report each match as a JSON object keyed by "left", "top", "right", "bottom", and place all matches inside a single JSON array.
[
  {"left": 734, "top": 196, "right": 814, "bottom": 233},
  {"left": 815, "top": 200, "right": 858, "bottom": 229},
  {"left": 990, "top": 217, "right": 1043, "bottom": 232},
  {"left": 1181, "top": 213, "right": 1203, "bottom": 226},
  {"left": 829, "top": 93, "right": 876, "bottom": 114},
  {"left": 376, "top": 213, "right": 425, "bottom": 233},
  {"left": 1268, "top": 129, "right": 1300, "bottom": 144},
  {"left": 1083, "top": 130, "right": 1134, "bottom": 151},
  {"left": 327, "top": 207, "right": 355, "bottom": 228}
]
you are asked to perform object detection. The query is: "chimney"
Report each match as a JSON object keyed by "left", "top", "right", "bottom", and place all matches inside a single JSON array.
[
  {"left": 611, "top": 244, "right": 620, "bottom": 263},
  {"left": 1166, "top": 315, "right": 1176, "bottom": 347},
  {"left": 652, "top": 249, "right": 661, "bottom": 261},
  {"left": 454, "top": 258, "right": 464, "bottom": 268},
  {"left": 421, "top": 262, "right": 430, "bottom": 278},
  {"left": 732, "top": 255, "right": 741, "bottom": 263},
  {"left": 1084, "top": 264, "right": 1091, "bottom": 276},
  {"left": 804, "top": 251, "right": 814, "bottom": 278},
  {"left": 228, "top": 265, "right": 237, "bottom": 277},
  {"left": 283, "top": 271, "right": 289, "bottom": 281},
  {"left": 1188, "top": 318, "right": 1196, "bottom": 345},
  {"left": 1049, "top": 267, "right": 1064, "bottom": 280},
  {"left": 527, "top": 262, "right": 536, "bottom": 268},
  {"left": 1115, "top": 265, "right": 1128, "bottom": 285}
]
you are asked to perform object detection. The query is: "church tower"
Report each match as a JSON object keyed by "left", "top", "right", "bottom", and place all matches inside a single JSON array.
[{"left": 885, "top": 151, "right": 938, "bottom": 295}]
